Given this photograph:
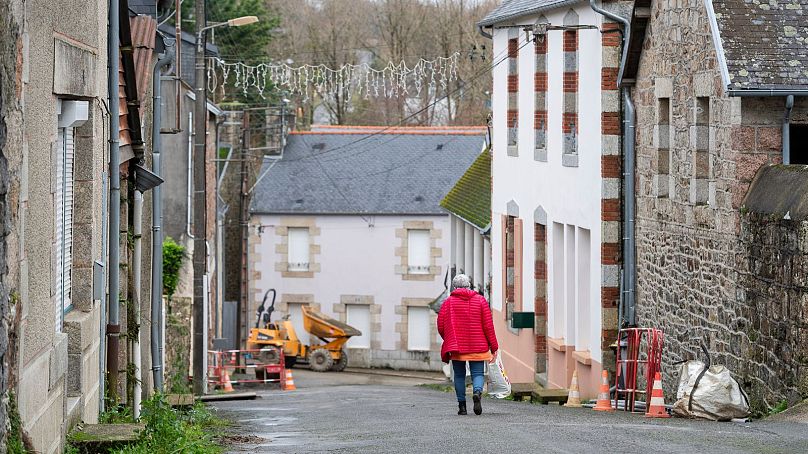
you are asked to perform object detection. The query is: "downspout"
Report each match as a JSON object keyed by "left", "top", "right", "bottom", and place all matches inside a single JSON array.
[
  {"left": 784, "top": 95, "right": 794, "bottom": 165},
  {"left": 590, "top": 0, "right": 636, "bottom": 327},
  {"left": 132, "top": 190, "right": 143, "bottom": 417},
  {"left": 186, "top": 111, "right": 195, "bottom": 240},
  {"left": 106, "top": 0, "right": 122, "bottom": 403},
  {"left": 151, "top": 48, "right": 174, "bottom": 393}
]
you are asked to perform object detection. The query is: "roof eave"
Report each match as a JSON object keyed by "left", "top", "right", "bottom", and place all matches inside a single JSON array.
[{"left": 477, "top": 0, "right": 583, "bottom": 27}]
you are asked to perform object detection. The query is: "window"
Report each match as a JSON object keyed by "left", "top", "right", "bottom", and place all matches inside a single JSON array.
[
  {"left": 407, "top": 306, "right": 432, "bottom": 351},
  {"left": 507, "top": 32, "right": 519, "bottom": 156},
  {"left": 287, "top": 227, "right": 310, "bottom": 271},
  {"left": 790, "top": 124, "right": 808, "bottom": 165},
  {"left": 407, "top": 229, "right": 430, "bottom": 274},
  {"left": 287, "top": 303, "right": 310, "bottom": 345},
  {"left": 55, "top": 126, "right": 75, "bottom": 332},
  {"left": 656, "top": 97, "right": 671, "bottom": 198},
  {"left": 576, "top": 228, "right": 590, "bottom": 349},
  {"left": 346, "top": 304, "right": 371, "bottom": 349},
  {"left": 692, "top": 97, "right": 710, "bottom": 205}
]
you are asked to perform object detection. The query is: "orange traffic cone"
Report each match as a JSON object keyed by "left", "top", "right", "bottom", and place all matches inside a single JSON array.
[
  {"left": 284, "top": 369, "right": 297, "bottom": 391},
  {"left": 593, "top": 370, "right": 615, "bottom": 412},
  {"left": 564, "top": 370, "right": 582, "bottom": 408},
  {"left": 645, "top": 372, "right": 670, "bottom": 418},
  {"left": 222, "top": 369, "right": 234, "bottom": 393}
]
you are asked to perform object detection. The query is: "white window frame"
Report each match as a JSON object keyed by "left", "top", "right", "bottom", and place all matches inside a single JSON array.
[
  {"left": 407, "top": 306, "right": 432, "bottom": 351},
  {"left": 407, "top": 229, "right": 431, "bottom": 274},
  {"left": 54, "top": 100, "right": 88, "bottom": 332},
  {"left": 287, "top": 227, "right": 310, "bottom": 271}
]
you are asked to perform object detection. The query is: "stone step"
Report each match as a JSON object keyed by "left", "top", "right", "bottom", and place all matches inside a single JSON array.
[{"left": 69, "top": 423, "right": 144, "bottom": 453}]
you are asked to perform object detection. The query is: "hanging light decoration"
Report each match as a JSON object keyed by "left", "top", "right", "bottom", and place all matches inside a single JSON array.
[{"left": 208, "top": 52, "right": 460, "bottom": 101}]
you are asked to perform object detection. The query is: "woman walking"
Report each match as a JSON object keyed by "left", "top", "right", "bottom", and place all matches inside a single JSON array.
[{"left": 437, "top": 274, "right": 499, "bottom": 415}]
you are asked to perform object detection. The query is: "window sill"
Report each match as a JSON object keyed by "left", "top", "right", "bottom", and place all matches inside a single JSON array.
[
  {"left": 507, "top": 145, "right": 519, "bottom": 157},
  {"left": 547, "top": 337, "right": 571, "bottom": 352},
  {"left": 562, "top": 153, "right": 578, "bottom": 167},
  {"left": 572, "top": 350, "right": 592, "bottom": 366}
]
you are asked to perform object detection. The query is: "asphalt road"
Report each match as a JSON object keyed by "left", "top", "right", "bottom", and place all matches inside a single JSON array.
[{"left": 210, "top": 369, "right": 808, "bottom": 453}]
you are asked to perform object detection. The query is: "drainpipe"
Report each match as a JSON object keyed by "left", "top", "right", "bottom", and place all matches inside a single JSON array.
[
  {"left": 784, "top": 95, "right": 794, "bottom": 165},
  {"left": 132, "top": 191, "right": 143, "bottom": 417},
  {"left": 477, "top": 24, "right": 492, "bottom": 40},
  {"left": 151, "top": 48, "right": 174, "bottom": 393},
  {"left": 186, "top": 111, "right": 195, "bottom": 240},
  {"left": 590, "top": 0, "right": 636, "bottom": 327},
  {"left": 106, "top": 0, "right": 122, "bottom": 403}
]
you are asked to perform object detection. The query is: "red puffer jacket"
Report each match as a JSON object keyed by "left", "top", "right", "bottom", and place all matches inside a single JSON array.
[{"left": 437, "top": 288, "right": 499, "bottom": 363}]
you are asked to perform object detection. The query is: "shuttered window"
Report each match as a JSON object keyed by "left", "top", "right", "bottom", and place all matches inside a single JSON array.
[
  {"left": 55, "top": 127, "right": 75, "bottom": 332},
  {"left": 407, "top": 229, "right": 430, "bottom": 274},
  {"left": 407, "top": 306, "right": 431, "bottom": 351},
  {"left": 287, "top": 227, "right": 310, "bottom": 271},
  {"left": 346, "top": 304, "right": 371, "bottom": 349}
]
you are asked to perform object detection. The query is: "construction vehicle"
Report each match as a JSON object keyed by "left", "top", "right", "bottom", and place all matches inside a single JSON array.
[{"left": 246, "top": 289, "right": 361, "bottom": 372}]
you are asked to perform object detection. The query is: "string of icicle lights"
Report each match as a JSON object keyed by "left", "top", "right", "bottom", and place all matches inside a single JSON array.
[{"left": 208, "top": 52, "right": 460, "bottom": 101}]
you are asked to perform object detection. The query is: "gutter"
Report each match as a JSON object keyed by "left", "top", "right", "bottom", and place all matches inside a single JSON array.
[
  {"left": 477, "top": 24, "right": 492, "bottom": 40},
  {"left": 590, "top": 0, "right": 636, "bottom": 327}
]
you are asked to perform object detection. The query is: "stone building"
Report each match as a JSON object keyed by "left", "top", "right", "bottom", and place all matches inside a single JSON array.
[{"left": 629, "top": 0, "right": 808, "bottom": 411}]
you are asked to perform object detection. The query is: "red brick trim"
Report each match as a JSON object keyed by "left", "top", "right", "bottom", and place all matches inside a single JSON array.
[
  {"left": 562, "top": 113, "right": 578, "bottom": 133},
  {"left": 602, "top": 24, "right": 621, "bottom": 47},
  {"left": 601, "top": 287, "right": 619, "bottom": 308},
  {"left": 535, "top": 72, "right": 548, "bottom": 92},
  {"left": 601, "top": 243, "right": 620, "bottom": 265},
  {"left": 507, "top": 74, "right": 519, "bottom": 93},
  {"left": 602, "top": 112, "right": 620, "bottom": 135},
  {"left": 601, "top": 67, "right": 618, "bottom": 91},
  {"left": 563, "top": 30, "right": 578, "bottom": 52},
  {"left": 602, "top": 199, "right": 620, "bottom": 221},
  {"left": 563, "top": 72, "right": 578, "bottom": 93},
  {"left": 602, "top": 155, "right": 621, "bottom": 178}
]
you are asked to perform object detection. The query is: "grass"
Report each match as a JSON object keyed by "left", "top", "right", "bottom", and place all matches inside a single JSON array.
[{"left": 66, "top": 394, "right": 228, "bottom": 454}]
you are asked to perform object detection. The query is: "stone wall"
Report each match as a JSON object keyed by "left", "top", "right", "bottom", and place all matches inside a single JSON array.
[
  {"left": 739, "top": 213, "right": 808, "bottom": 407},
  {"left": 0, "top": 0, "right": 23, "bottom": 448},
  {"left": 633, "top": 0, "right": 808, "bottom": 411}
]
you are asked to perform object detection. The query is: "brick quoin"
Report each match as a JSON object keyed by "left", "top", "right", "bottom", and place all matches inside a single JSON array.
[
  {"left": 602, "top": 155, "right": 621, "bottom": 178},
  {"left": 535, "top": 297, "right": 547, "bottom": 315},
  {"left": 562, "top": 112, "right": 578, "bottom": 133},
  {"left": 563, "top": 30, "right": 578, "bottom": 52},
  {"left": 535, "top": 335, "right": 547, "bottom": 353},
  {"left": 563, "top": 72, "right": 578, "bottom": 93},
  {"left": 601, "top": 67, "right": 618, "bottom": 90},
  {"left": 601, "top": 287, "right": 619, "bottom": 308},
  {"left": 602, "top": 112, "right": 620, "bottom": 135},
  {"left": 601, "top": 329, "right": 618, "bottom": 349},
  {"left": 534, "top": 261, "right": 547, "bottom": 280},
  {"left": 602, "top": 199, "right": 620, "bottom": 221},
  {"left": 601, "top": 23, "right": 621, "bottom": 47},
  {"left": 535, "top": 37, "right": 547, "bottom": 54},
  {"left": 601, "top": 243, "right": 620, "bottom": 265},
  {"left": 535, "top": 72, "right": 548, "bottom": 92},
  {"left": 534, "top": 111, "right": 548, "bottom": 129},
  {"left": 508, "top": 38, "right": 518, "bottom": 57},
  {"left": 507, "top": 74, "right": 519, "bottom": 92},
  {"left": 507, "top": 110, "right": 518, "bottom": 126}
]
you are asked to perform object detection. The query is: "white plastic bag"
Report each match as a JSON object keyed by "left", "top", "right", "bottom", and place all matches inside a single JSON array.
[
  {"left": 672, "top": 360, "right": 750, "bottom": 421},
  {"left": 487, "top": 353, "right": 511, "bottom": 398}
]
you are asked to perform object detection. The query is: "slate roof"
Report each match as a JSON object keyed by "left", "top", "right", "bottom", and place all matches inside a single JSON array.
[
  {"left": 712, "top": 0, "right": 808, "bottom": 90},
  {"left": 478, "top": 0, "right": 581, "bottom": 26},
  {"left": 440, "top": 148, "right": 491, "bottom": 230},
  {"left": 250, "top": 128, "right": 487, "bottom": 215}
]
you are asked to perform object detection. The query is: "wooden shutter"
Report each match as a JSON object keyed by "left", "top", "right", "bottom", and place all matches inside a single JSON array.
[
  {"left": 514, "top": 218, "right": 523, "bottom": 312},
  {"left": 55, "top": 127, "right": 75, "bottom": 332}
]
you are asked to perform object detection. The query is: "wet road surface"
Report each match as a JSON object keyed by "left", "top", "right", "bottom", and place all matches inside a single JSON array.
[{"left": 210, "top": 368, "right": 808, "bottom": 453}]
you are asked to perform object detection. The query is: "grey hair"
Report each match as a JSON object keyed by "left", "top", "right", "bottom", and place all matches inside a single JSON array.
[{"left": 451, "top": 274, "right": 472, "bottom": 290}]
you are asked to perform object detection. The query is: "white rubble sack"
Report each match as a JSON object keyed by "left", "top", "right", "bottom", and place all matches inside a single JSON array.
[{"left": 673, "top": 360, "right": 750, "bottom": 421}]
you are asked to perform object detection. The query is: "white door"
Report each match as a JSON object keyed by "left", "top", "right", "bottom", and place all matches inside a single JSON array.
[
  {"left": 55, "top": 127, "right": 75, "bottom": 332},
  {"left": 287, "top": 303, "right": 310, "bottom": 345},
  {"left": 346, "top": 304, "right": 371, "bottom": 349},
  {"left": 408, "top": 306, "right": 431, "bottom": 351}
]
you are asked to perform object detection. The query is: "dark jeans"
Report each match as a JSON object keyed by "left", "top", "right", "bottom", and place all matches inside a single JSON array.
[{"left": 452, "top": 360, "right": 485, "bottom": 402}]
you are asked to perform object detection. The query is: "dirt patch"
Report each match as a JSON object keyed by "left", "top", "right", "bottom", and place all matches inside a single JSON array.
[{"left": 767, "top": 400, "right": 808, "bottom": 424}]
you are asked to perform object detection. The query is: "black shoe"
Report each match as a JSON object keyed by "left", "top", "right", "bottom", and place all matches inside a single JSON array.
[
  {"left": 458, "top": 401, "right": 467, "bottom": 415},
  {"left": 473, "top": 391, "right": 482, "bottom": 415}
]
